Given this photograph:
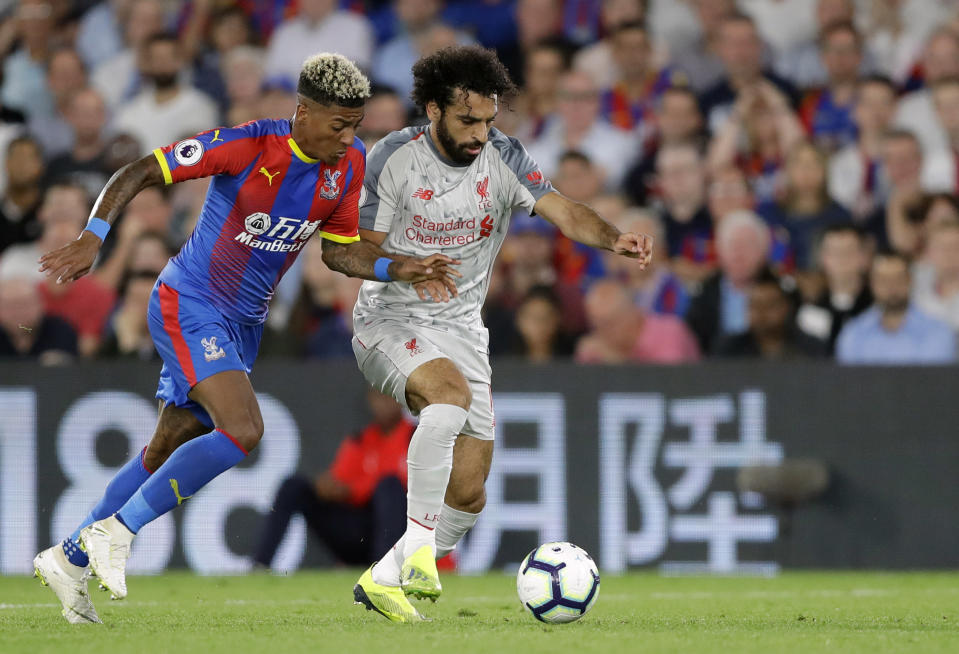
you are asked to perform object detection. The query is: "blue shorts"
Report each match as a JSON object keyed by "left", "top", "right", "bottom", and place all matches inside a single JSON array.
[{"left": 147, "top": 281, "right": 263, "bottom": 428}]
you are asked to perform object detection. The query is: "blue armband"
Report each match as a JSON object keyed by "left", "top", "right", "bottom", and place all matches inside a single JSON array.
[
  {"left": 374, "top": 257, "right": 394, "bottom": 282},
  {"left": 83, "top": 217, "right": 111, "bottom": 242}
]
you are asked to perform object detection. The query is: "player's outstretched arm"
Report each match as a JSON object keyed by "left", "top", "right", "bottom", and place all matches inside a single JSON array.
[
  {"left": 39, "top": 155, "right": 166, "bottom": 284},
  {"left": 321, "top": 238, "right": 461, "bottom": 301},
  {"left": 533, "top": 191, "right": 654, "bottom": 267}
]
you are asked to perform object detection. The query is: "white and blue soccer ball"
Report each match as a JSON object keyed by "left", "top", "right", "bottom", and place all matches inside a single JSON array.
[{"left": 516, "top": 541, "right": 600, "bottom": 623}]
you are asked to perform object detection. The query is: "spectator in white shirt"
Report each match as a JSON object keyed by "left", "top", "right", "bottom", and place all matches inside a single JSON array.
[
  {"left": 829, "top": 75, "right": 897, "bottom": 218},
  {"left": 90, "top": 0, "right": 167, "bottom": 111},
  {"left": 508, "top": 39, "right": 572, "bottom": 142},
  {"left": 894, "top": 29, "right": 959, "bottom": 157},
  {"left": 373, "top": 0, "right": 476, "bottom": 106},
  {"left": 646, "top": 0, "right": 700, "bottom": 55},
  {"left": 921, "top": 77, "right": 959, "bottom": 198},
  {"left": 221, "top": 46, "right": 266, "bottom": 127},
  {"left": 867, "top": 0, "right": 949, "bottom": 86},
  {"left": 775, "top": 0, "right": 875, "bottom": 90},
  {"left": 265, "top": 0, "right": 373, "bottom": 87},
  {"left": 0, "top": 0, "right": 55, "bottom": 118},
  {"left": 671, "top": 0, "right": 738, "bottom": 94},
  {"left": 880, "top": 129, "right": 953, "bottom": 257},
  {"left": 699, "top": 12, "right": 798, "bottom": 134},
  {"left": 27, "top": 48, "right": 87, "bottom": 157},
  {"left": 740, "top": 0, "right": 817, "bottom": 56},
  {"left": 112, "top": 33, "right": 219, "bottom": 156},
  {"left": 75, "top": 0, "right": 124, "bottom": 71},
  {"left": 525, "top": 70, "right": 638, "bottom": 189},
  {"left": 913, "top": 220, "right": 959, "bottom": 331},
  {"left": 573, "top": 0, "right": 649, "bottom": 90}
]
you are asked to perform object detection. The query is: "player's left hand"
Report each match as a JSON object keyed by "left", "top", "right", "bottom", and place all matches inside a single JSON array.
[
  {"left": 415, "top": 279, "right": 456, "bottom": 303},
  {"left": 38, "top": 231, "right": 102, "bottom": 284},
  {"left": 613, "top": 232, "right": 653, "bottom": 269}
]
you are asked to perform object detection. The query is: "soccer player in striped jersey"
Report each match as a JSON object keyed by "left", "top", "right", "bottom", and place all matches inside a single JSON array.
[
  {"left": 350, "top": 46, "right": 653, "bottom": 622},
  {"left": 32, "top": 53, "right": 458, "bottom": 625}
]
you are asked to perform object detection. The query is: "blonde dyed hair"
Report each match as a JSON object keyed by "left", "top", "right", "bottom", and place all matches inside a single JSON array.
[{"left": 299, "top": 53, "right": 371, "bottom": 106}]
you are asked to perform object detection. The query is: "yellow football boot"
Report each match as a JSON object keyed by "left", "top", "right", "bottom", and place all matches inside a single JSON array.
[
  {"left": 400, "top": 545, "right": 442, "bottom": 601},
  {"left": 353, "top": 566, "right": 426, "bottom": 623}
]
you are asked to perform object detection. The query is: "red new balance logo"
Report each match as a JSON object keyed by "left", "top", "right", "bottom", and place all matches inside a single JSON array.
[
  {"left": 480, "top": 214, "right": 494, "bottom": 238},
  {"left": 527, "top": 170, "right": 544, "bottom": 184},
  {"left": 405, "top": 338, "right": 423, "bottom": 355},
  {"left": 412, "top": 188, "right": 434, "bottom": 200}
]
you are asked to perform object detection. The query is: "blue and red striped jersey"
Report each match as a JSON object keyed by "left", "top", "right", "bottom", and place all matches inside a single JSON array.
[{"left": 152, "top": 118, "right": 364, "bottom": 325}]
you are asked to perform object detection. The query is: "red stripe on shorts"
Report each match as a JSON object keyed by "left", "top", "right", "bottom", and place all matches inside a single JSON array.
[{"left": 158, "top": 283, "right": 197, "bottom": 387}]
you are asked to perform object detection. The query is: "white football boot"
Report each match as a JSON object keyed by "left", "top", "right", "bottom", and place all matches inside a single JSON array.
[
  {"left": 80, "top": 515, "right": 134, "bottom": 600},
  {"left": 33, "top": 545, "right": 102, "bottom": 624}
]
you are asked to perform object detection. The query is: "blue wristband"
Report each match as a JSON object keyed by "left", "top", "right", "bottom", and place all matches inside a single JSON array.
[
  {"left": 83, "top": 217, "right": 111, "bottom": 242},
  {"left": 374, "top": 257, "right": 394, "bottom": 282}
]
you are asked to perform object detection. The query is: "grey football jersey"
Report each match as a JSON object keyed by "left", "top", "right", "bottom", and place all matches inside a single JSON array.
[{"left": 353, "top": 126, "right": 553, "bottom": 333}]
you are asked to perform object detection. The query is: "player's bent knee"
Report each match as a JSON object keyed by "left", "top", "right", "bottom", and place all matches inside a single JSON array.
[
  {"left": 251, "top": 411, "right": 265, "bottom": 442},
  {"left": 458, "top": 495, "right": 486, "bottom": 515},
  {"left": 443, "top": 384, "right": 472, "bottom": 412},
  {"left": 142, "top": 445, "right": 170, "bottom": 473},
  {"left": 234, "top": 430, "right": 262, "bottom": 453},
  {"left": 411, "top": 382, "right": 471, "bottom": 412},
  {"left": 219, "top": 419, "right": 263, "bottom": 453},
  {"left": 233, "top": 404, "right": 265, "bottom": 452},
  {"left": 433, "top": 373, "right": 471, "bottom": 411},
  {"left": 448, "top": 485, "right": 486, "bottom": 514}
]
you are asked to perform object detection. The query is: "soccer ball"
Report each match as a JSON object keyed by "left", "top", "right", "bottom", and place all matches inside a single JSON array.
[{"left": 516, "top": 541, "right": 600, "bottom": 623}]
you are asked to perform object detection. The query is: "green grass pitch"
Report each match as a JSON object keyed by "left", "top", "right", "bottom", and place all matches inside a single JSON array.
[{"left": 1, "top": 571, "right": 957, "bottom": 653}]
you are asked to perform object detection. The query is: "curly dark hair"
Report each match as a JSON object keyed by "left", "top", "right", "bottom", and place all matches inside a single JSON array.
[{"left": 411, "top": 45, "right": 518, "bottom": 111}]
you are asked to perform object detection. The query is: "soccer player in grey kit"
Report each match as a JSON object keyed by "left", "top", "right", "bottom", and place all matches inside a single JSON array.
[{"left": 351, "top": 46, "right": 653, "bottom": 622}]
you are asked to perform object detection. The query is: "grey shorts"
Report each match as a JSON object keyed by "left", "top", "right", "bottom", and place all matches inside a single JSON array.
[{"left": 352, "top": 320, "right": 494, "bottom": 441}]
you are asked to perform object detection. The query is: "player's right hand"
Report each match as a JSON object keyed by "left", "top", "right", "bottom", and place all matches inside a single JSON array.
[
  {"left": 38, "top": 231, "right": 102, "bottom": 284},
  {"left": 392, "top": 254, "right": 461, "bottom": 302}
]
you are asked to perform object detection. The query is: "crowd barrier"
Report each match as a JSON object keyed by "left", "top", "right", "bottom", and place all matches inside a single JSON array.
[{"left": 2, "top": 360, "right": 957, "bottom": 574}]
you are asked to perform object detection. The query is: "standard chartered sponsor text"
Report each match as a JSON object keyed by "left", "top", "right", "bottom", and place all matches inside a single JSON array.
[{"left": 405, "top": 214, "right": 483, "bottom": 246}]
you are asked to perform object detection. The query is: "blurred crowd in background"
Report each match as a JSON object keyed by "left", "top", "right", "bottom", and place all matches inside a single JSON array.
[{"left": 2, "top": 0, "right": 959, "bottom": 366}]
